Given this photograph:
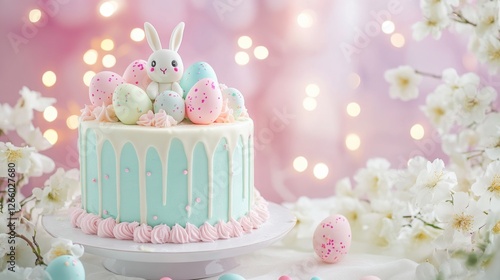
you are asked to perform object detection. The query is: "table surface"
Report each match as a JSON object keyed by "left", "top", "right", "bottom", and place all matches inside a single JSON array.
[{"left": 80, "top": 243, "right": 418, "bottom": 280}]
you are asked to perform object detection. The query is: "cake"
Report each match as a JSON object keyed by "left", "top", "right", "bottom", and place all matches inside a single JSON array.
[{"left": 70, "top": 22, "right": 269, "bottom": 244}]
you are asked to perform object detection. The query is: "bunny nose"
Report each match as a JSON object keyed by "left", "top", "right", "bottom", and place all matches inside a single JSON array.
[{"left": 160, "top": 68, "right": 167, "bottom": 74}]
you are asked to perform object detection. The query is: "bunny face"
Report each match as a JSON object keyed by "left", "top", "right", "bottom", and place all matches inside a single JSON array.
[
  {"left": 147, "top": 50, "right": 183, "bottom": 83},
  {"left": 144, "top": 22, "right": 185, "bottom": 85}
]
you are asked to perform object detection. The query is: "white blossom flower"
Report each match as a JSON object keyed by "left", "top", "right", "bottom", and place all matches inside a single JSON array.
[
  {"left": 353, "top": 158, "right": 393, "bottom": 198},
  {"left": 0, "top": 104, "right": 14, "bottom": 133},
  {"left": 471, "top": 160, "right": 500, "bottom": 211},
  {"left": 44, "top": 238, "right": 84, "bottom": 263},
  {"left": 412, "top": 159, "right": 457, "bottom": 206},
  {"left": 384, "top": 66, "right": 422, "bottom": 101},
  {"left": 477, "top": 113, "right": 500, "bottom": 161},
  {"left": 399, "top": 219, "right": 442, "bottom": 262},
  {"left": 477, "top": 36, "right": 500, "bottom": 74},
  {"left": 437, "top": 68, "right": 480, "bottom": 95},
  {"left": 436, "top": 192, "right": 487, "bottom": 247},
  {"left": 0, "top": 265, "right": 50, "bottom": 280},
  {"left": 335, "top": 177, "right": 354, "bottom": 197},
  {"left": 22, "top": 152, "right": 56, "bottom": 184},
  {"left": 10, "top": 87, "right": 55, "bottom": 128},
  {"left": 412, "top": 8, "right": 450, "bottom": 41},
  {"left": 16, "top": 125, "right": 52, "bottom": 152},
  {"left": 0, "top": 142, "right": 35, "bottom": 177},
  {"left": 421, "top": 90, "right": 455, "bottom": 133},
  {"left": 454, "top": 85, "right": 496, "bottom": 125},
  {"left": 32, "top": 168, "right": 80, "bottom": 214},
  {"left": 474, "top": 1, "right": 499, "bottom": 36}
]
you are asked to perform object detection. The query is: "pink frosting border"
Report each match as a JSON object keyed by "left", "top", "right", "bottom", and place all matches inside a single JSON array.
[{"left": 70, "top": 196, "right": 269, "bottom": 244}]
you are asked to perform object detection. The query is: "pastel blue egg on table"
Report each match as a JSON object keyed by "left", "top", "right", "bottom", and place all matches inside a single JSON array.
[
  {"left": 45, "top": 255, "right": 85, "bottom": 280},
  {"left": 218, "top": 273, "right": 246, "bottom": 280},
  {"left": 180, "top": 61, "right": 218, "bottom": 99}
]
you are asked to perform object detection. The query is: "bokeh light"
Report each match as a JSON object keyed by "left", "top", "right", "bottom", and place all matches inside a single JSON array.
[
  {"left": 235, "top": 51, "right": 250, "bottom": 65},
  {"left": 381, "top": 20, "right": 395, "bottom": 34},
  {"left": 303, "top": 97, "right": 317, "bottom": 111},
  {"left": 29, "top": 9, "right": 42, "bottom": 23},
  {"left": 313, "top": 163, "right": 329, "bottom": 180},
  {"left": 346, "top": 102, "right": 361, "bottom": 117},
  {"left": 102, "top": 54, "right": 116, "bottom": 68},
  {"left": 101, "top": 39, "right": 114, "bottom": 51},
  {"left": 42, "top": 71, "right": 56, "bottom": 87},
  {"left": 43, "top": 106, "right": 58, "bottom": 122},
  {"left": 297, "top": 10, "right": 315, "bottom": 28},
  {"left": 391, "top": 33, "right": 405, "bottom": 48},
  {"left": 410, "top": 123, "right": 425, "bottom": 140},
  {"left": 83, "top": 71, "right": 96, "bottom": 86},
  {"left": 83, "top": 49, "right": 98, "bottom": 65},
  {"left": 349, "top": 73, "right": 361, "bottom": 89},
  {"left": 238, "top": 36, "right": 252, "bottom": 49},
  {"left": 66, "top": 115, "right": 79, "bottom": 130},
  {"left": 305, "top": 84, "right": 320, "bottom": 97},
  {"left": 345, "top": 133, "right": 361, "bottom": 151},
  {"left": 293, "top": 156, "right": 308, "bottom": 172},
  {"left": 130, "top": 28, "right": 145, "bottom": 42},
  {"left": 99, "top": 1, "right": 118, "bottom": 17},
  {"left": 43, "top": 129, "right": 58, "bottom": 145},
  {"left": 254, "top": 46, "right": 269, "bottom": 60}
]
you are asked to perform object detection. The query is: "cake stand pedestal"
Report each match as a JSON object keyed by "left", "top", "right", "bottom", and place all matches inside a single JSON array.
[{"left": 42, "top": 203, "right": 296, "bottom": 280}]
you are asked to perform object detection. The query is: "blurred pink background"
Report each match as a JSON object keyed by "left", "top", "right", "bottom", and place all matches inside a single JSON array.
[{"left": 0, "top": 0, "right": 490, "bottom": 203}]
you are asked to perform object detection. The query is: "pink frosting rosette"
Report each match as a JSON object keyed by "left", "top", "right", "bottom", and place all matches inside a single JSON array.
[
  {"left": 137, "top": 110, "right": 155, "bottom": 126},
  {"left": 185, "top": 223, "right": 201, "bottom": 243},
  {"left": 151, "top": 224, "right": 170, "bottom": 244},
  {"left": 80, "top": 213, "right": 101, "bottom": 235},
  {"left": 215, "top": 220, "right": 232, "bottom": 239},
  {"left": 80, "top": 104, "right": 96, "bottom": 121},
  {"left": 137, "top": 109, "right": 178, "bottom": 128},
  {"left": 97, "top": 217, "right": 116, "bottom": 238},
  {"left": 229, "top": 218, "right": 244, "bottom": 238},
  {"left": 200, "top": 222, "right": 218, "bottom": 242},
  {"left": 239, "top": 216, "right": 253, "bottom": 233},
  {"left": 93, "top": 104, "right": 118, "bottom": 122},
  {"left": 133, "top": 224, "right": 153, "bottom": 243},
  {"left": 70, "top": 208, "right": 86, "bottom": 228},
  {"left": 113, "top": 222, "right": 139, "bottom": 240},
  {"left": 169, "top": 224, "right": 189, "bottom": 244},
  {"left": 215, "top": 98, "right": 235, "bottom": 123}
]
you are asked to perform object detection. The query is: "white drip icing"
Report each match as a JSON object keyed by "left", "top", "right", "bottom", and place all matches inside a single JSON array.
[
  {"left": 80, "top": 123, "right": 87, "bottom": 211},
  {"left": 80, "top": 120, "right": 253, "bottom": 224}
]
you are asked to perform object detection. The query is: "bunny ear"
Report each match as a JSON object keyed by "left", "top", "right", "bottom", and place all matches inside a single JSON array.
[
  {"left": 169, "top": 22, "right": 185, "bottom": 52},
  {"left": 144, "top": 22, "right": 162, "bottom": 51}
]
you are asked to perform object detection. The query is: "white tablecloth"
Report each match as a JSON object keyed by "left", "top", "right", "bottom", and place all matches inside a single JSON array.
[{"left": 81, "top": 243, "right": 418, "bottom": 280}]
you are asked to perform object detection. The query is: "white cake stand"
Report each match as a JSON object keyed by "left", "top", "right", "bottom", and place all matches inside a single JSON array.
[{"left": 42, "top": 203, "right": 296, "bottom": 280}]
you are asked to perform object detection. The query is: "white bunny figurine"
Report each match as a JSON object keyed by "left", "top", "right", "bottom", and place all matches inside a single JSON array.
[{"left": 144, "top": 22, "right": 185, "bottom": 100}]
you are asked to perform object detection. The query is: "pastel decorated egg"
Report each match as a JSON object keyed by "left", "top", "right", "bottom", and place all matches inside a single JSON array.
[
  {"left": 222, "top": 87, "right": 246, "bottom": 118},
  {"left": 154, "top": 90, "right": 186, "bottom": 123},
  {"left": 45, "top": 255, "right": 85, "bottom": 280},
  {"left": 218, "top": 273, "right": 246, "bottom": 280},
  {"left": 123, "top": 59, "right": 152, "bottom": 91},
  {"left": 313, "top": 214, "right": 351, "bottom": 264},
  {"left": 89, "top": 71, "right": 125, "bottom": 106},
  {"left": 185, "top": 78, "right": 223, "bottom": 125},
  {"left": 180, "top": 61, "right": 218, "bottom": 99},
  {"left": 113, "top": 83, "right": 153, "bottom": 124}
]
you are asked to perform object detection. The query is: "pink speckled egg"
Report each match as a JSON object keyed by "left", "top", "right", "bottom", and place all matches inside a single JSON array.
[
  {"left": 185, "top": 78, "right": 222, "bottom": 124},
  {"left": 89, "top": 71, "right": 125, "bottom": 106},
  {"left": 313, "top": 214, "right": 351, "bottom": 264},
  {"left": 123, "top": 59, "right": 152, "bottom": 91}
]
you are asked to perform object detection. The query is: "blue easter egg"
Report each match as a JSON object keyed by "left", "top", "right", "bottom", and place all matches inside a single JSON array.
[
  {"left": 218, "top": 273, "right": 246, "bottom": 280},
  {"left": 154, "top": 90, "right": 186, "bottom": 123},
  {"left": 45, "top": 255, "right": 85, "bottom": 280},
  {"left": 180, "top": 62, "right": 218, "bottom": 99},
  {"left": 222, "top": 87, "right": 246, "bottom": 118}
]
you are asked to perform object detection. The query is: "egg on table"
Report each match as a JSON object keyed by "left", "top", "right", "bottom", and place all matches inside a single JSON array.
[
  {"left": 154, "top": 90, "right": 186, "bottom": 123},
  {"left": 180, "top": 61, "right": 218, "bottom": 99},
  {"left": 89, "top": 71, "right": 125, "bottom": 106},
  {"left": 218, "top": 273, "right": 246, "bottom": 280},
  {"left": 113, "top": 83, "right": 153, "bottom": 124},
  {"left": 312, "top": 214, "right": 352, "bottom": 264},
  {"left": 185, "top": 78, "right": 222, "bottom": 125},
  {"left": 45, "top": 255, "right": 85, "bottom": 280},
  {"left": 123, "top": 59, "right": 152, "bottom": 91}
]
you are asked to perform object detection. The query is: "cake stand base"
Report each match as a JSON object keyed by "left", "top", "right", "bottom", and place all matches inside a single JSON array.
[{"left": 42, "top": 203, "right": 296, "bottom": 280}]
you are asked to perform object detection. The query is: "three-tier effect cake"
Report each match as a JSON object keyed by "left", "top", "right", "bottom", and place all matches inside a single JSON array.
[{"left": 70, "top": 21, "right": 269, "bottom": 244}]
